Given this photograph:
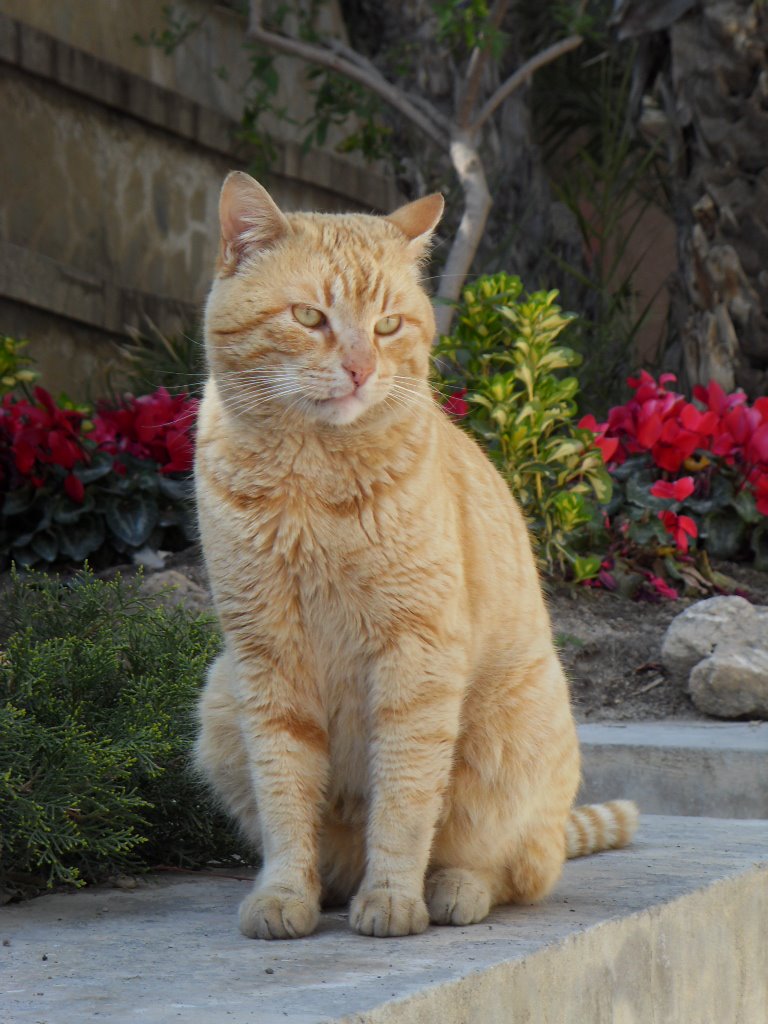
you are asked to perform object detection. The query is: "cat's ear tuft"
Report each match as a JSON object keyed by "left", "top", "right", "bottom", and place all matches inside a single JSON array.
[
  {"left": 218, "top": 171, "right": 289, "bottom": 273},
  {"left": 387, "top": 194, "right": 444, "bottom": 254}
]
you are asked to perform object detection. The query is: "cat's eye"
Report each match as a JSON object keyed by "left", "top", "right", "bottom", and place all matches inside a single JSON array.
[
  {"left": 374, "top": 315, "right": 402, "bottom": 336},
  {"left": 293, "top": 305, "right": 326, "bottom": 328}
]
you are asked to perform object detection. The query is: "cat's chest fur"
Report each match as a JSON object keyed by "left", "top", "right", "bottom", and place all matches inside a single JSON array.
[{"left": 196, "top": 401, "right": 459, "bottom": 677}]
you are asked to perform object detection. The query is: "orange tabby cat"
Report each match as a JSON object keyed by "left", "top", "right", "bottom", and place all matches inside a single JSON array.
[{"left": 194, "top": 171, "right": 637, "bottom": 940}]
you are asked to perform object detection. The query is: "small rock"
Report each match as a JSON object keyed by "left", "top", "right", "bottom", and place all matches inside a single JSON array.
[
  {"left": 140, "top": 570, "right": 213, "bottom": 616},
  {"left": 689, "top": 647, "right": 768, "bottom": 718},
  {"left": 661, "top": 596, "right": 766, "bottom": 680},
  {"left": 132, "top": 546, "right": 169, "bottom": 571},
  {"left": 112, "top": 874, "right": 138, "bottom": 891}
]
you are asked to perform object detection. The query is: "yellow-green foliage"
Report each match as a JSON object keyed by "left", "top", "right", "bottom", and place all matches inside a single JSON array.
[
  {"left": 436, "top": 273, "right": 611, "bottom": 580},
  {"left": 0, "top": 336, "right": 38, "bottom": 395}
]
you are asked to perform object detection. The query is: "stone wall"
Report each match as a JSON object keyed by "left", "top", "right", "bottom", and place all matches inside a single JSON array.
[{"left": 0, "top": 2, "right": 398, "bottom": 398}]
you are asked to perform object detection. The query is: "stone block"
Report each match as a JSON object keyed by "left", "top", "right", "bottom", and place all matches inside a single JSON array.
[
  {"left": 689, "top": 647, "right": 768, "bottom": 718},
  {"left": 661, "top": 595, "right": 768, "bottom": 718}
]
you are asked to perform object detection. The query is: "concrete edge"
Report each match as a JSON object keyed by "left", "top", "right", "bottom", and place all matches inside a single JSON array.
[
  {"left": 342, "top": 866, "right": 768, "bottom": 1023},
  {"left": 577, "top": 721, "right": 768, "bottom": 818}
]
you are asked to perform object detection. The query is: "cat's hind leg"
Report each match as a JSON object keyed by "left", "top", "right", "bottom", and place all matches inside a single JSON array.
[
  {"left": 194, "top": 650, "right": 261, "bottom": 850},
  {"left": 427, "top": 810, "right": 568, "bottom": 924}
]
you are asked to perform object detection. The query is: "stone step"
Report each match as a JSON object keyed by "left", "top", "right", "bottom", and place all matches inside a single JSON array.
[
  {"left": 578, "top": 721, "right": 768, "bottom": 818},
  {"left": 3, "top": 815, "right": 767, "bottom": 1023}
]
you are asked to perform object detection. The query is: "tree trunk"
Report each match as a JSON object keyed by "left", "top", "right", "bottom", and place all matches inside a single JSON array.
[
  {"left": 626, "top": 1, "right": 768, "bottom": 397},
  {"left": 434, "top": 131, "right": 492, "bottom": 335}
]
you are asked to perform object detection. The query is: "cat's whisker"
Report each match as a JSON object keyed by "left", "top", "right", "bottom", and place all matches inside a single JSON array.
[
  {"left": 219, "top": 385, "right": 306, "bottom": 418},
  {"left": 214, "top": 379, "right": 298, "bottom": 399},
  {"left": 387, "top": 384, "right": 440, "bottom": 412},
  {"left": 393, "top": 373, "right": 450, "bottom": 398},
  {"left": 220, "top": 383, "right": 306, "bottom": 409},
  {"left": 391, "top": 387, "right": 443, "bottom": 408},
  {"left": 215, "top": 368, "right": 297, "bottom": 382}
]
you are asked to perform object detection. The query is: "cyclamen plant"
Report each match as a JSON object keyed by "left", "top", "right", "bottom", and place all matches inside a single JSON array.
[
  {"left": 0, "top": 386, "right": 198, "bottom": 567},
  {"left": 581, "top": 371, "right": 768, "bottom": 599}
]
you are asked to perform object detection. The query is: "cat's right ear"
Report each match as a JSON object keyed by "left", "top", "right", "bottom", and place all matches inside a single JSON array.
[{"left": 217, "top": 171, "right": 289, "bottom": 274}]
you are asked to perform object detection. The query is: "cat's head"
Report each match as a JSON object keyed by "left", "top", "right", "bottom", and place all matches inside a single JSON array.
[{"left": 204, "top": 172, "right": 443, "bottom": 428}]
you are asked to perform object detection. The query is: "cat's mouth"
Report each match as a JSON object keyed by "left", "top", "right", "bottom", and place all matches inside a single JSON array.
[{"left": 314, "top": 390, "right": 368, "bottom": 425}]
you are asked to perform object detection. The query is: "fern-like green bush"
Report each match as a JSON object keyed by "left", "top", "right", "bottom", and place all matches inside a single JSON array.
[
  {"left": 436, "top": 273, "right": 611, "bottom": 580},
  {"left": 0, "top": 569, "right": 244, "bottom": 898}
]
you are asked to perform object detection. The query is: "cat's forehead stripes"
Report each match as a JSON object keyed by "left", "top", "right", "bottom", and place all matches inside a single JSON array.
[{"left": 288, "top": 214, "right": 407, "bottom": 310}]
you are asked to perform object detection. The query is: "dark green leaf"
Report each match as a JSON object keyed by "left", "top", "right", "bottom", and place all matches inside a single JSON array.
[
  {"left": 750, "top": 523, "right": 768, "bottom": 571},
  {"left": 625, "top": 474, "right": 668, "bottom": 510},
  {"left": 685, "top": 474, "right": 733, "bottom": 514},
  {"left": 57, "top": 518, "right": 106, "bottom": 561},
  {"left": 3, "top": 488, "right": 35, "bottom": 516},
  {"left": 52, "top": 494, "right": 95, "bottom": 525},
  {"left": 610, "top": 454, "right": 650, "bottom": 482},
  {"left": 731, "top": 487, "right": 761, "bottom": 525},
  {"left": 702, "top": 511, "right": 746, "bottom": 559},
  {"left": 74, "top": 452, "right": 114, "bottom": 484},
  {"left": 105, "top": 494, "right": 159, "bottom": 548},
  {"left": 31, "top": 531, "right": 59, "bottom": 563},
  {"left": 158, "top": 475, "right": 194, "bottom": 503}
]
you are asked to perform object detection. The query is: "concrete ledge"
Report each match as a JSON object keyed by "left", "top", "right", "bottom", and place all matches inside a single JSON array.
[
  {"left": 3, "top": 816, "right": 768, "bottom": 1023},
  {"left": 578, "top": 721, "right": 768, "bottom": 818}
]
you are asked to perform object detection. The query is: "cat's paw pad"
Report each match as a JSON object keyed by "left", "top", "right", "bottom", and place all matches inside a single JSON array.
[
  {"left": 425, "top": 868, "right": 491, "bottom": 926},
  {"left": 349, "top": 887, "right": 429, "bottom": 937},
  {"left": 238, "top": 885, "right": 319, "bottom": 940}
]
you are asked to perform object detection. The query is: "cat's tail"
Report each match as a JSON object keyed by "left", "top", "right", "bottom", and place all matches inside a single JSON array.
[{"left": 565, "top": 799, "right": 639, "bottom": 858}]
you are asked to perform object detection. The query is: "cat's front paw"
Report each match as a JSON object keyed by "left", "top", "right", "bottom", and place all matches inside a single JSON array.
[
  {"left": 349, "top": 887, "right": 429, "bottom": 937},
  {"left": 238, "top": 884, "right": 320, "bottom": 940},
  {"left": 425, "top": 867, "right": 491, "bottom": 925}
]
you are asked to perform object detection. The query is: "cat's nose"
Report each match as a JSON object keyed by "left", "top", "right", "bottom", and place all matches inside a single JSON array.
[{"left": 343, "top": 362, "right": 375, "bottom": 388}]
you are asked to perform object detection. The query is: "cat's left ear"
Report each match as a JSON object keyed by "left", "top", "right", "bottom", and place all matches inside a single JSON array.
[
  {"left": 217, "top": 171, "right": 289, "bottom": 274},
  {"left": 387, "top": 194, "right": 444, "bottom": 256}
]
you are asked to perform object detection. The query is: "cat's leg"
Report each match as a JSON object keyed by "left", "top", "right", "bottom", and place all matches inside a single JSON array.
[
  {"left": 319, "top": 818, "right": 366, "bottom": 907},
  {"left": 349, "top": 640, "right": 466, "bottom": 937},
  {"left": 194, "top": 651, "right": 261, "bottom": 849},
  {"left": 201, "top": 645, "right": 328, "bottom": 939},
  {"left": 426, "top": 674, "right": 579, "bottom": 925},
  {"left": 426, "top": 818, "right": 567, "bottom": 925}
]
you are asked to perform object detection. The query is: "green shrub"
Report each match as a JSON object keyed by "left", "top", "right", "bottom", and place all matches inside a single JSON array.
[
  {"left": 0, "top": 569, "right": 244, "bottom": 897},
  {"left": 436, "top": 273, "right": 611, "bottom": 580}
]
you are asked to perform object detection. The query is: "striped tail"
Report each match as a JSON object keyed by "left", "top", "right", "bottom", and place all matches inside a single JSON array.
[{"left": 565, "top": 799, "right": 639, "bottom": 858}]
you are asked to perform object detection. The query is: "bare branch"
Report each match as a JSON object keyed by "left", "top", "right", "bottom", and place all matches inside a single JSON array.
[
  {"left": 457, "top": 0, "right": 511, "bottom": 129},
  {"left": 434, "top": 131, "right": 493, "bottom": 335},
  {"left": 474, "top": 34, "right": 584, "bottom": 132},
  {"left": 248, "top": 3, "right": 450, "bottom": 151}
]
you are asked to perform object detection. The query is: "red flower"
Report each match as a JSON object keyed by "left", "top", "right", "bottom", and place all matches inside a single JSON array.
[
  {"left": 658, "top": 510, "right": 698, "bottom": 553},
  {"left": 578, "top": 414, "right": 620, "bottom": 465},
  {"left": 747, "top": 423, "right": 768, "bottom": 464},
  {"left": 64, "top": 473, "right": 85, "bottom": 503},
  {"left": 444, "top": 389, "right": 469, "bottom": 417},
  {"left": 647, "top": 574, "right": 679, "bottom": 600},
  {"left": 1, "top": 388, "right": 88, "bottom": 488},
  {"left": 650, "top": 477, "right": 695, "bottom": 502},
  {"left": 91, "top": 388, "right": 198, "bottom": 474}
]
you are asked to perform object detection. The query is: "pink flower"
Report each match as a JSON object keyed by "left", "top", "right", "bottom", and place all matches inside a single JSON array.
[{"left": 650, "top": 477, "right": 695, "bottom": 502}]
